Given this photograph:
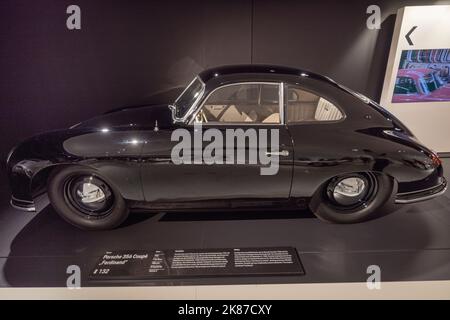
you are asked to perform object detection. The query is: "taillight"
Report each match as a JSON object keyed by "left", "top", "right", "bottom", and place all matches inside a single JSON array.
[{"left": 430, "top": 152, "right": 442, "bottom": 167}]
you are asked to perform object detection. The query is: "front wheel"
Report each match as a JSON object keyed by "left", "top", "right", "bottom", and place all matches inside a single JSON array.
[
  {"left": 47, "top": 166, "right": 129, "bottom": 230},
  {"left": 309, "top": 172, "right": 394, "bottom": 223}
]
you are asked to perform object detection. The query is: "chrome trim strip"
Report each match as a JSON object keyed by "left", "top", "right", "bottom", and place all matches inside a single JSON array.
[
  {"left": 10, "top": 199, "right": 36, "bottom": 212},
  {"left": 396, "top": 181, "right": 445, "bottom": 196},
  {"left": 395, "top": 179, "right": 447, "bottom": 204},
  {"left": 173, "top": 77, "right": 198, "bottom": 104},
  {"left": 6, "top": 145, "right": 16, "bottom": 164},
  {"left": 266, "top": 150, "right": 289, "bottom": 156},
  {"left": 280, "top": 82, "right": 285, "bottom": 125},
  {"left": 11, "top": 195, "right": 34, "bottom": 203},
  {"left": 188, "top": 81, "right": 283, "bottom": 126}
]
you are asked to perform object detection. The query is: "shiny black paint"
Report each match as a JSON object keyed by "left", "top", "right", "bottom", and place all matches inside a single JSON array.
[
  {"left": 140, "top": 124, "right": 293, "bottom": 202},
  {"left": 7, "top": 65, "right": 444, "bottom": 211}
]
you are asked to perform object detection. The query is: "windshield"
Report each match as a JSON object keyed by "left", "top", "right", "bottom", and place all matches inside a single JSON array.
[{"left": 173, "top": 77, "right": 204, "bottom": 119}]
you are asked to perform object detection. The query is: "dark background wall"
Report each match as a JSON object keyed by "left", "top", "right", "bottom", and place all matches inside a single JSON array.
[{"left": 1, "top": 0, "right": 449, "bottom": 161}]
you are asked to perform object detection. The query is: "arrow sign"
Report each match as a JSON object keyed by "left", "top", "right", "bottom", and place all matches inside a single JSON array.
[{"left": 405, "top": 26, "right": 417, "bottom": 46}]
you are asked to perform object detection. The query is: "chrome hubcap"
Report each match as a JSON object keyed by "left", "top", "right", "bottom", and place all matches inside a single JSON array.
[
  {"left": 334, "top": 177, "right": 366, "bottom": 198},
  {"left": 328, "top": 175, "right": 371, "bottom": 207},
  {"left": 65, "top": 175, "right": 114, "bottom": 217},
  {"left": 76, "top": 182, "right": 106, "bottom": 204}
]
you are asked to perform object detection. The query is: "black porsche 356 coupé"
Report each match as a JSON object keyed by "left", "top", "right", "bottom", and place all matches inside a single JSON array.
[{"left": 7, "top": 65, "right": 447, "bottom": 230}]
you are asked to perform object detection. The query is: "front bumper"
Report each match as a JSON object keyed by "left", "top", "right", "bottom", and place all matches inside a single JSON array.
[
  {"left": 395, "top": 177, "right": 447, "bottom": 204},
  {"left": 10, "top": 196, "right": 36, "bottom": 212}
]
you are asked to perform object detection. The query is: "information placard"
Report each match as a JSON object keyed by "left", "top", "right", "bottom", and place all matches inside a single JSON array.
[{"left": 90, "top": 247, "right": 304, "bottom": 280}]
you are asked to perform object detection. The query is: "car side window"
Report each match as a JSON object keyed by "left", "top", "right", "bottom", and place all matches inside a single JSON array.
[
  {"left": 194, "top": 83, "right": 281, "bottom": 124},
  {"left": 286, "top": 85, "right": 343, "bottom": 123}
]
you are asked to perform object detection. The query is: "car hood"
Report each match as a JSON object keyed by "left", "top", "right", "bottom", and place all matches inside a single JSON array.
[{"left": 74, "top": 104, "right": 175, "bottom": 130}]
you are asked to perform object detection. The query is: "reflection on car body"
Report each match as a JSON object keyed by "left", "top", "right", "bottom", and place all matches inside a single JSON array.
[{"left": 7, "top": 65, "right": 447, "bottom": 230}]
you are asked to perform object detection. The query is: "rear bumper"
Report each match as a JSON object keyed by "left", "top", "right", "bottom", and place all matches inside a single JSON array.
[
  {"left": 395, "top": 177, "right": 447, "bottom": 204},
  {"left": 10, "top": 196, "right": 36, "bottom": 212}
]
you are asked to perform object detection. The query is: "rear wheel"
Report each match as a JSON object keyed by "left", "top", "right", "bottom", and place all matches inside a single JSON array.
[
  {"left": 47, "top": 166, "right": 129, "bottom": 230},
  {"left": 309, "top": 172, "right": 393, "bottom": 223}
]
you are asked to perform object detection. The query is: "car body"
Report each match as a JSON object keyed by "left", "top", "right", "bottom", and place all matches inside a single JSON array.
[
  {"left": 7, "top": 65, "right": 447, "bottom": 230},
  {"left": 393, "top": 68, "right": 450, "bottom": 103}
]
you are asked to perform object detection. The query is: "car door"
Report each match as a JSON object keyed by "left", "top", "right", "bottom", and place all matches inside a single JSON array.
[
  {"left": 140, "top": 81, "right": 293, "bottom": 202},
  {"left": 284, "top": 82, "right": 347, "bottom": 198}
]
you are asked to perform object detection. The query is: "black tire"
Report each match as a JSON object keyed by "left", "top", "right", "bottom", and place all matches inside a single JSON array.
[
  {"left": 47, "top": 166, "right": 129, "bottom": 230},
  {"left": 309, "top": 172, "right": 394, "bottom": 224}
]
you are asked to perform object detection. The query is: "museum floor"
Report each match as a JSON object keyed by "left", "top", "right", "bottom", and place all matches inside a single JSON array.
[{"left": 1, "top": 159, "right": 449, "bottom": 290}]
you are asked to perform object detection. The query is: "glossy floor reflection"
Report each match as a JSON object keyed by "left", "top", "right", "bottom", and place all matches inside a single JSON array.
[{"left": 0, "top": 160, "right": 449, "bottom": 287}]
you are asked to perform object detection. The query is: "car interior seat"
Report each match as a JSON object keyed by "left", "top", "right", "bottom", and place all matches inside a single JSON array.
[
  {"left": 287, "top": 90, "right": 319, "bottom": 122},
  {"left": 314, "top": 98, "right": 342, "bottom": 121}
]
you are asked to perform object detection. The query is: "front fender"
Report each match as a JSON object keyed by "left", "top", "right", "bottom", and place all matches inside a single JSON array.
[{"left": 7, "top": 128, "right": 146, "bottom": 209}]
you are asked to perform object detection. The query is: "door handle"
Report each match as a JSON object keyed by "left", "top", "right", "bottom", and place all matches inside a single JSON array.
[{"left": 265, "top": 150, "right": 289, "bottom": 156}]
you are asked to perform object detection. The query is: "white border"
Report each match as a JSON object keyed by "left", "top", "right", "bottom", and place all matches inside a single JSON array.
[{"left": 1, "top": 281, "right": 449, "bottom": 300}]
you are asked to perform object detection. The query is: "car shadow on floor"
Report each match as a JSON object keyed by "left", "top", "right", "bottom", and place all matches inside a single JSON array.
[
  {"left": 158, "top": 209, "right": 316, "bottom": 222},
  {"left": 122, "top": 207, "right": 316, "bottom": 224},
  {"left": 1, "top": 205, "right": 316, "bottom": 286},
  {"left": 3, "top": 205, "right": 318, "bottom": 259},
  {"left": 4, "top": 198, "right": 450, "bottom": 287}
]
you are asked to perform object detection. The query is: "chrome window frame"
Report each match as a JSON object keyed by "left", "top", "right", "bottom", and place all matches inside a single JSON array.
[
  {"left": 170, "top": 76, "right": 206, "bottom": 123},
  {"left": 187, "top": 81, "right": 285, "bottom": 126}
]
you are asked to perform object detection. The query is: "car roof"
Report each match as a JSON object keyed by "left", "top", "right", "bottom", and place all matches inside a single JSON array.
[
  {"left": 198, "top": 64, "right": 329, "bottom": 83},
  {"left": 397, "top": 68, "right": 435, "bottom": 79}
]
